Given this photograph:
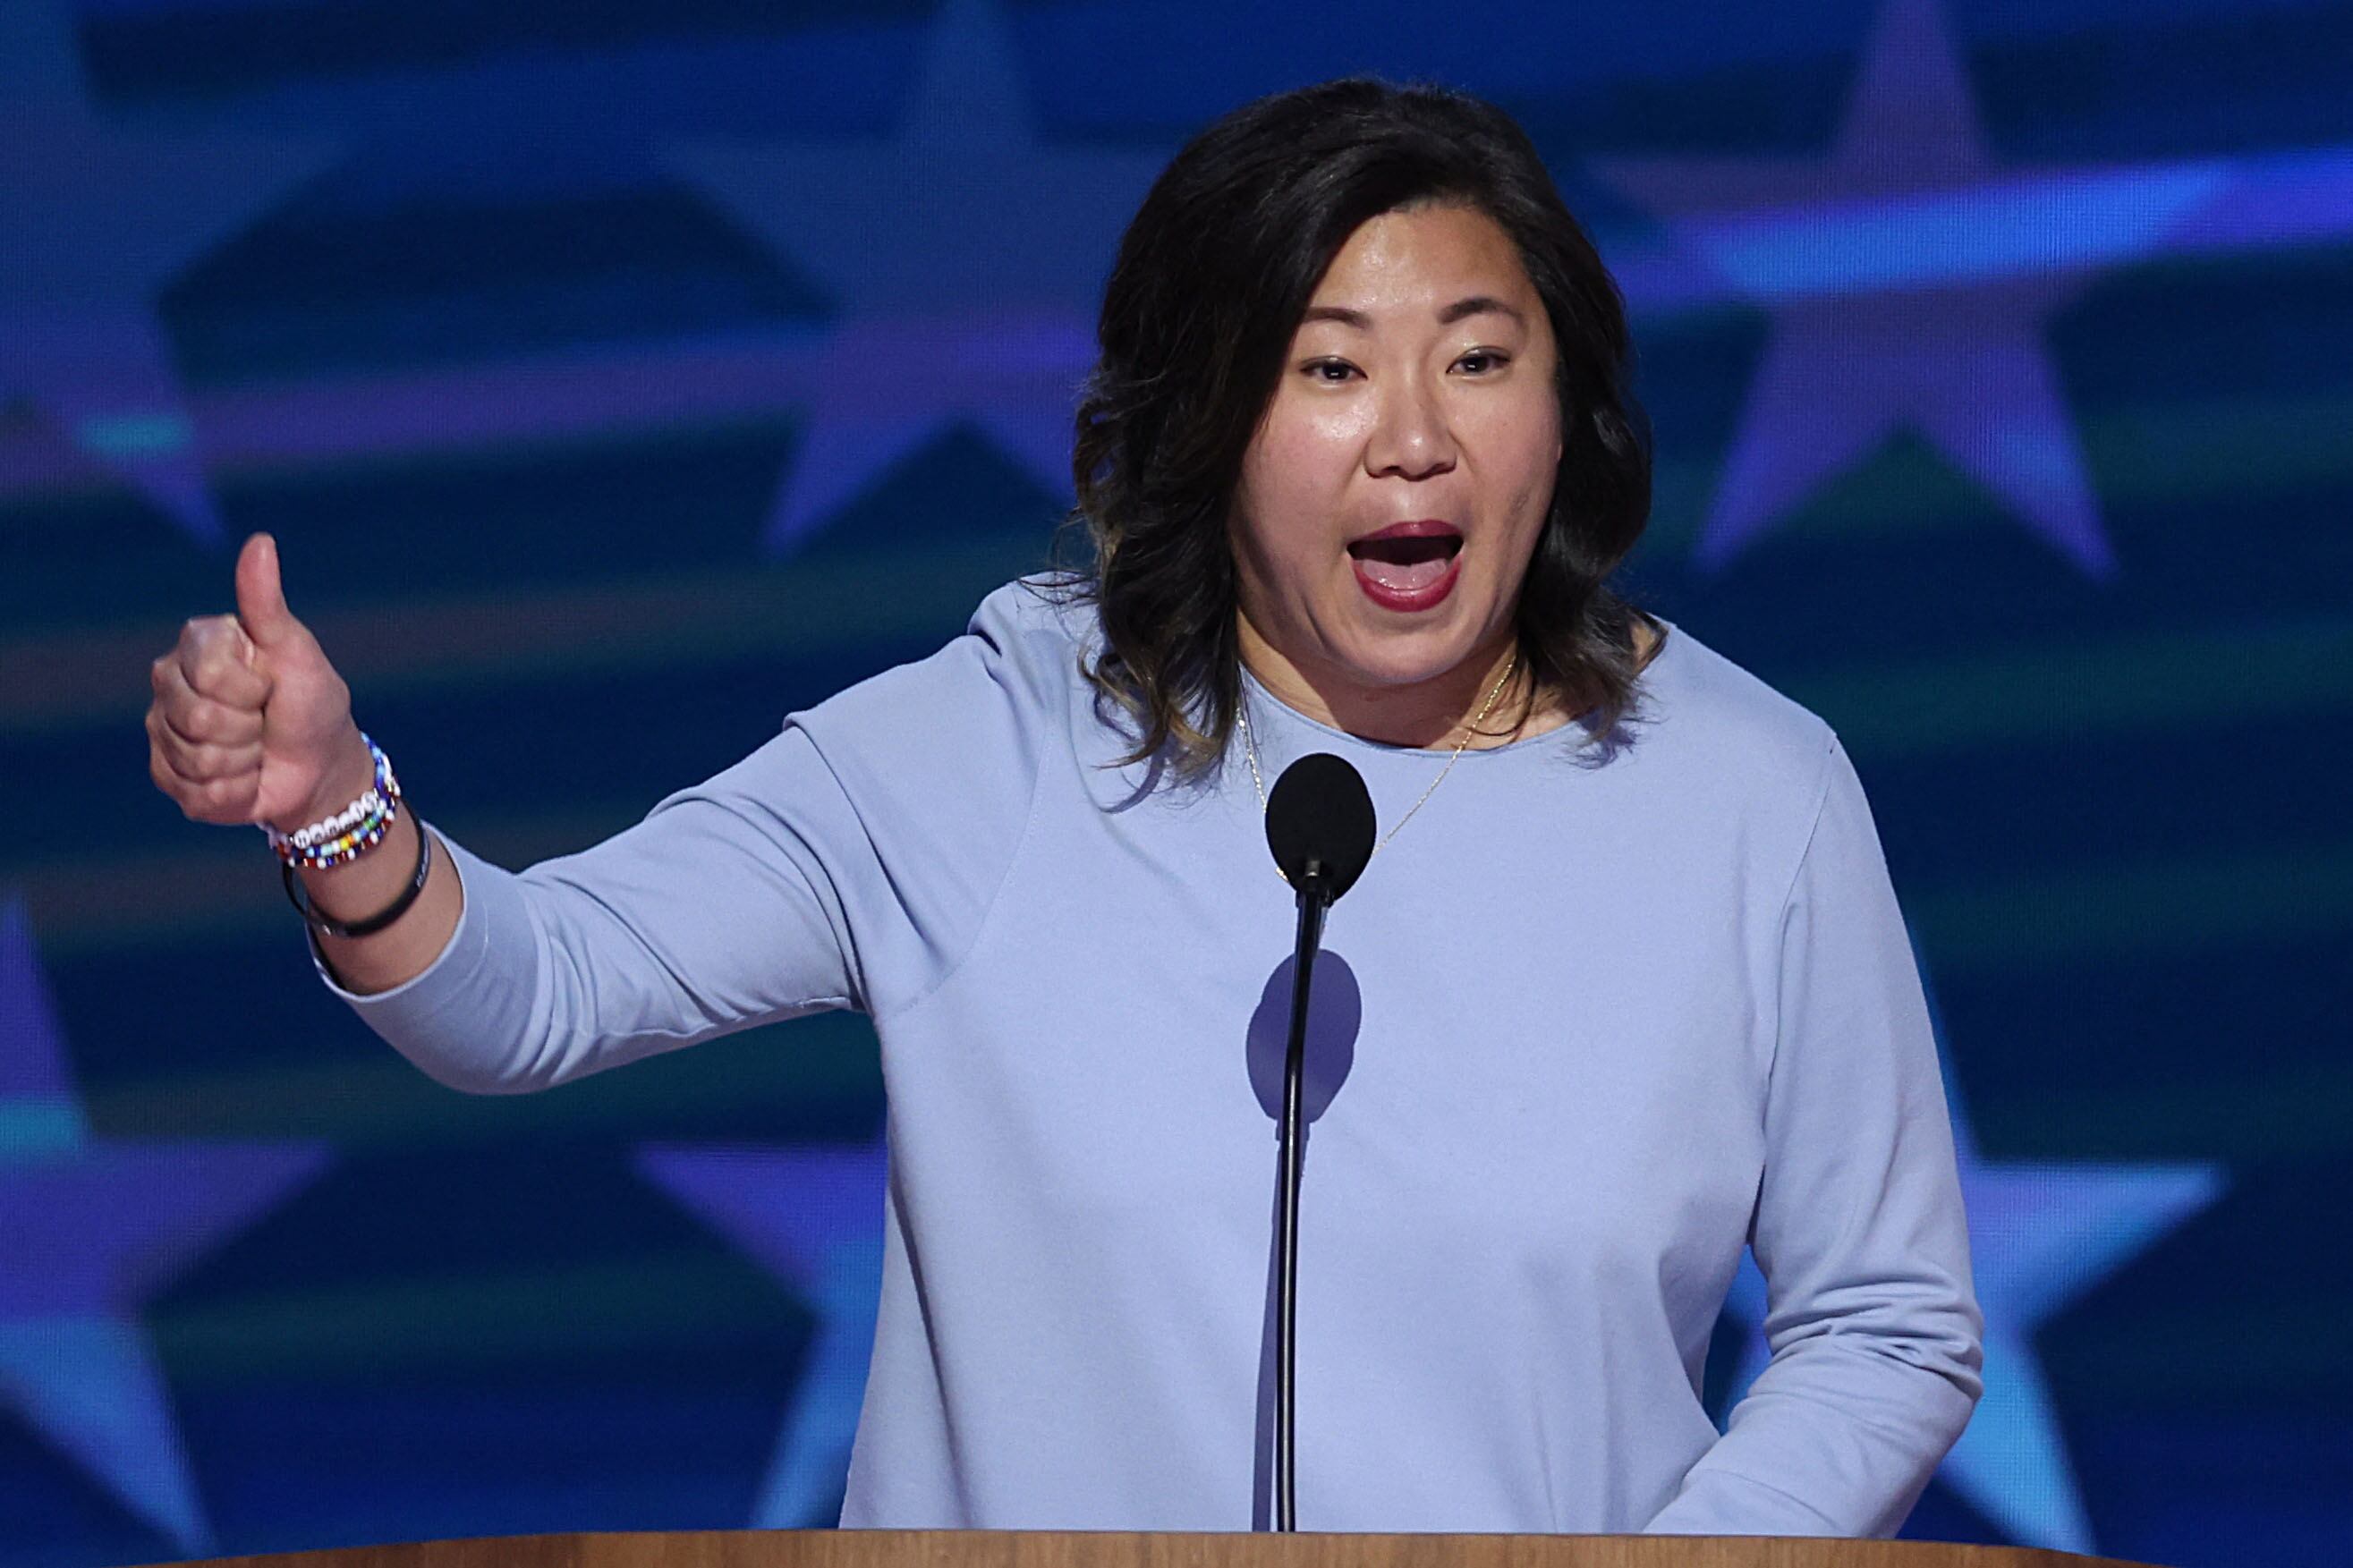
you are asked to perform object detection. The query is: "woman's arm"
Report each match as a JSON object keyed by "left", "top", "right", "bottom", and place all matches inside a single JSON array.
[
  {"left": 311, "top": 584, "right": 1058, "bottom": 1095},
  {"left": 308, "top": 724, "right": 887, "bottom": 1093},
  {"left": 145, "top": 536, "right": 1050, "bottom": 1092},
  {"left": 1644, "top": 733, "right": 1984, "bottom": 1538}
]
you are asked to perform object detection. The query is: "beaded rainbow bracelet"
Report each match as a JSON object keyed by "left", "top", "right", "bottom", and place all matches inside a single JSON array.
[{"left": 260, "top": 733, "right": 403, "bottom": 871}]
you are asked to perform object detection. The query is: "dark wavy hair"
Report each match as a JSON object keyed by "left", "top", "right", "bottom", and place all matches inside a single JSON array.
[{"left": 1044, "top": 76, "right": 1663, "bottom": 781}]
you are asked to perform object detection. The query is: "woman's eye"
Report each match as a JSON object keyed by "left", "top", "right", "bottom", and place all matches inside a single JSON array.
[
  {"left": 1303, "top": 359, "right": 1359, "bottom": 383},
  {"left": 1455, "top": 350, "right": 1511, "bottom": 375}
]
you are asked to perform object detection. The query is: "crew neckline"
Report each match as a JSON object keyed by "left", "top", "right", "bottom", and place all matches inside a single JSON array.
[{"left": 1237, "top": 617, "right": 1680, "bottom": 759}]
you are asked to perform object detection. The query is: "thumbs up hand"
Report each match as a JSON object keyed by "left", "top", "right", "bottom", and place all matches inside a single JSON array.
[{"left": 148, "top": 532, "right": 370, "bottom": 832}]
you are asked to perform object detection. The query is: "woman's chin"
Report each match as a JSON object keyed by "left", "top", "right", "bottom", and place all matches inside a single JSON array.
[{"left": 1327, "top": 632, "right": 1481, "bottom": 692}]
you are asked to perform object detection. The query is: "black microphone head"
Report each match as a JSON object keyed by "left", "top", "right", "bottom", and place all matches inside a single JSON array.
[{"left": 1264, "top": 752, "right": 1377, "bottom": 903}]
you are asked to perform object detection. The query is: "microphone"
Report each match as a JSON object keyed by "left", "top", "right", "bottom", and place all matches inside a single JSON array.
[
  {"left": 1261, "top": 753, "right": 1375, "bottom": 1532},
  {"left": 1265, "top": 752, "right": 1377, "bottom": 904}
]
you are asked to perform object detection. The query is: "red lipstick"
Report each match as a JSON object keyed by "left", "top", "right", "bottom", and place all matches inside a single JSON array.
[{"left": 1348, "top": 521, "right": 1462, "bottom": 613}]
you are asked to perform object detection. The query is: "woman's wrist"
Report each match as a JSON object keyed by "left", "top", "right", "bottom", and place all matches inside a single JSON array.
[{"left": 268, "top": 726, "right": 378, "bottom": 843}]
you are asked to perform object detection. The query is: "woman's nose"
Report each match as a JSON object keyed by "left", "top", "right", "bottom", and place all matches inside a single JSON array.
[{"left": 1363, "top": 376, "right": 1457, "bottom": 479}]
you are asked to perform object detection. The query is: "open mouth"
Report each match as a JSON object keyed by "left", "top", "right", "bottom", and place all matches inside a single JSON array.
[{"left": 1347, "top": 531, "right": 1463, "bottom": 594}]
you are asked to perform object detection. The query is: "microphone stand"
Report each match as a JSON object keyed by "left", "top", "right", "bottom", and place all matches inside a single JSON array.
[{"left": 1274, "top": 856, "right": 1334, "bottom": 1533}]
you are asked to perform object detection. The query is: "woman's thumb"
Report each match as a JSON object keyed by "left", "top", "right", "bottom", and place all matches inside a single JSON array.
[{"left": 234, "top": 532, "right": 302, "bottom": 651}]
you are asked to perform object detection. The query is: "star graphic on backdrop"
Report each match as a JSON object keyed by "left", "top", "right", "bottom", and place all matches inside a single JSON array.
[
  {"left": 0, "top": 0, "right": 336, "bottom": 546},
  {"left": 1592, "top": 0, "right": 2145, "bottom": 580},
  {"left": 665, "top": 0, "right": 1163, "bottom": 555},
  {"left": 1714, "top": 926, "right": 2225, "bottom": 1553},
  {"left": 635, "top": 1136, "right": 888, "bottom": 1527},
  {"left": 0, "top": 894, "right": 331, "bottom": 1555}
]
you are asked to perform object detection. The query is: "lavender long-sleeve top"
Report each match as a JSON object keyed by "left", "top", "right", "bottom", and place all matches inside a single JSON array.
[{"left": 307, "top": 578, "right": 1983, "bottom": 1536}]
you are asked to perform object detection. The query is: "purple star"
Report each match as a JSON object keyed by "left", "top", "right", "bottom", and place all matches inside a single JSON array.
[
  {"left": 1716, "top": 925, "right": 2222, "bottom": 1552},
  {"left": 0, "top": 893, "right": 331, "bottom": 1554},
  {"left": 665, "top": 0, "right": 1164, "bottom": 555},
  {"left": 0, "top": 0, "right": 336, "bottom": 547},
  {"left": 1593, "top": 0, "right": 2125, "bottom": 579},
  {"left": 634, "top": 1135, "right": 888, "bottom": 1527}
]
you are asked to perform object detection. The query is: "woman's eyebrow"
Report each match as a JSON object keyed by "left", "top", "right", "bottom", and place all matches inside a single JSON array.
[
  {"left": 1298, "top": 296, "right": 1526, "bottom": 329},
  {"left": 1437, "top": 294, "right": 1524, "bottom": 326}
]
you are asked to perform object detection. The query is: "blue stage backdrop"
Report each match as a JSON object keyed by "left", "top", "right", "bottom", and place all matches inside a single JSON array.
[{"left": 3, "top": 1, "right": 2349, "bottom": 1564}]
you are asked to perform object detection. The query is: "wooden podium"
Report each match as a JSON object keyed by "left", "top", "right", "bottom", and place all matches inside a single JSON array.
[{"left": 135, "top": 1530, "right": 2169, "bottom": 1568}]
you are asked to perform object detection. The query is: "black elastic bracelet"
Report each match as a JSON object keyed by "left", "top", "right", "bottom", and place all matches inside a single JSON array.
[{"left": 282, "top": 811, "right": 433, "bottom": 938}]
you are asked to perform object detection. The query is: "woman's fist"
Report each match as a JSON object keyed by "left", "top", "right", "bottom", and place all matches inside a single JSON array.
[{"left": 147, "top": 532, "right": 367, "bottom": 832}]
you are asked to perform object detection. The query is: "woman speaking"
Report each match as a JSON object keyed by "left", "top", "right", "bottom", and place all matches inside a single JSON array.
[{"left": 143, "top": 78, "right": 1983, "bottom": 1538}]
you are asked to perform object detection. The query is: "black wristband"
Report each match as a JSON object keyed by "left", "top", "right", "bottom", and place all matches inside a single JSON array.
[{"left": 282, "top": 812, "right": 433, "bottom": 938}]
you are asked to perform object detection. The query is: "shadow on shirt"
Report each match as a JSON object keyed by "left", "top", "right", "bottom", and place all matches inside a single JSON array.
[{"left": 1244, "top": 948, "right": 1362, "bottom": 1530}]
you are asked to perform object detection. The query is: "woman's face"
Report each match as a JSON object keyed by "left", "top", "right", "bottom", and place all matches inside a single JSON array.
[{"left": 1230, "top": 200, "right": 1562, "bottom": 731}]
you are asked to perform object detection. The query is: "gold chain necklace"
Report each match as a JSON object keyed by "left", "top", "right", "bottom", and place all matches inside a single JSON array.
[{"left": 1237, "top": 651, "right": 1519, "bottom": 870}]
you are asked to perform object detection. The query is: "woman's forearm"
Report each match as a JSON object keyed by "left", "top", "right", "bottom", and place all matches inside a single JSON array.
[{"left": 292, "top": 733, "right": 463, "bottom": 996}]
